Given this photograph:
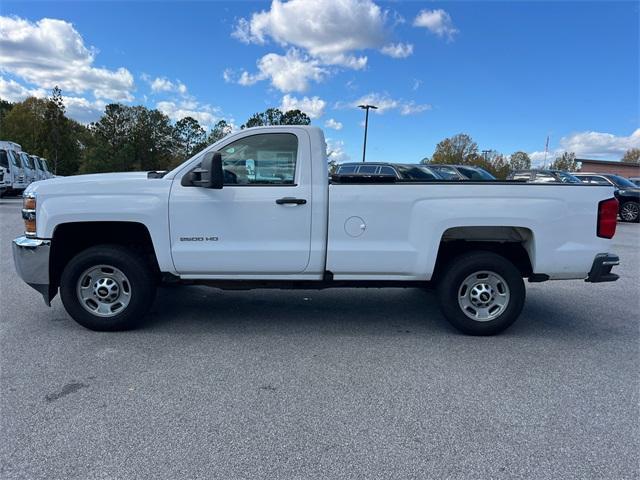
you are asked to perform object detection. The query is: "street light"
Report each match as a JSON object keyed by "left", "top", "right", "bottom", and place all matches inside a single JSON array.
[{"left": 358, "top": 104, "right": 377, "bottom": 162}]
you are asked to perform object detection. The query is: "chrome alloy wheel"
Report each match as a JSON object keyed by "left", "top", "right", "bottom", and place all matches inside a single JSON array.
[
  {"left": 457, "top": 270, "right": 510, "bottom": 322},
  {"left": 76, "top": 265, "right": 132, "bottom": 317},
  {"left": 621, "top": 202, "right": 639, "bottom": 222}
]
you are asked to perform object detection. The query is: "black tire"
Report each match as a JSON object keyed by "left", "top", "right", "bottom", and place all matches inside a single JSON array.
[
  {"left": 619, "top": 201, "right": 639, "bottom": 223},
  {"left": 436, "top": 251, "right": 525, "bottom": 336},
  {"left": 60, "top": 245, "right": 156, "bottom": 331}
]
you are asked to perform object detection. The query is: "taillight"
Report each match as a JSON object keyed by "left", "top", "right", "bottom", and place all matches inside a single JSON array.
[{"left": 597, "top": 197, "right": 618, "bottom": 239}]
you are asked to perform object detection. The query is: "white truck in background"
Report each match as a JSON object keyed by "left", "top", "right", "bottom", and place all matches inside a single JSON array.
[
  {"left": 13, "top": 126, "right": 620, "bottom": 335},
  {"left": 1, "top": 141, "right": 24, "bottom": 194}
]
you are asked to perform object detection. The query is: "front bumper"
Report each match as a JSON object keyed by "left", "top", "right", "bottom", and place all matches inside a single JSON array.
[
  {"left": 12, "top": 236, "right": 52, "bottom": 305},
  {"left": 585, "top": 253, "right": 619, "bottom": 283}
]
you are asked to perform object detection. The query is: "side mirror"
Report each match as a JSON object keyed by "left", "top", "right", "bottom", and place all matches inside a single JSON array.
[{"left": 183, "top": 151, "right": 224, "bottom": 189}]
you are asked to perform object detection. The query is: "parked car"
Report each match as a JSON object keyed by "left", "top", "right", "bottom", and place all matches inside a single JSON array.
[
  {"left": 335, "top": 162, "right": 442, "bottom": 180},
  {"left": 0, "top": 140, "right": 28, "bottom": 194},
  {"left": 427, "top": 164, "right": 496, "bottom": 180},
  {"left": 506, "top": 169, "right": 582, "bottom": 184},
  {"left": 629, "top": 177, "right": 640, "bottom": 187},
  {"left": 574, "top": 173, "right": 640, "bottom": 222},
  {"left": 13, "top": 126, "right": 620, "bottom": 336}
]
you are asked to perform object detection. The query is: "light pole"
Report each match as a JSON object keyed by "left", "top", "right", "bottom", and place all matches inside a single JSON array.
[{"left": 359, "top": 104, "right": 377, "bottom": 162}]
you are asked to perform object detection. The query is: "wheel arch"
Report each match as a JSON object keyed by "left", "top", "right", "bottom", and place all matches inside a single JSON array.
[
  {"left": 49, "top": 221, "right": 161, "bottom": 300},
  {"left": 431, "top": 226, "right": 535, "bottom": 282}
]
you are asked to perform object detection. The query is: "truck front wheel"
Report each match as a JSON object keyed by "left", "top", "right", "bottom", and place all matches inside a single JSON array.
[
  {"left": 60, "top": 245, "right": 157, "bottom": 331},
  {"left": 436, "top": 251, "right": 525, "bottom": 335}
]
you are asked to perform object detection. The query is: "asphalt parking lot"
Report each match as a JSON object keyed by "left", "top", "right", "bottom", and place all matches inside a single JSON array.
[{"left": 1, "top": 197, "right": 638, "bottom": 480}]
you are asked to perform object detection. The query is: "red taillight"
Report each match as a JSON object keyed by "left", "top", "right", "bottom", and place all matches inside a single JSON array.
[{"left": 597, "top": 197, "right": 618, "bottom": 239}]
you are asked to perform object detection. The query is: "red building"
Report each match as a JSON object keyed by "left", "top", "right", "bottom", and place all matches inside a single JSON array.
[{"left": 577, "top": 159, "right": 640, "bottom": 178}]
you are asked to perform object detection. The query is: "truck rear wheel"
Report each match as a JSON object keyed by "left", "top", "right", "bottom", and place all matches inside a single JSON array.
[
  {"left": 436, "top": 251, "right": 525, "bottom": 335},
  {"left": 60, "top": 245, "right": 156, "bottom": 331}
]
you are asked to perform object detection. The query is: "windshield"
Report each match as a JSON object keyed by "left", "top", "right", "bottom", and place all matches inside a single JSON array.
[
  {"left": 607, "top": 175, "right": 637, "bottom": 188},
  {"left": 457, "top": 166, "right": 496, "bottom": 180},
  {"left": 556, "top": 171, "right": 581, "bottom": 183},
  {"left": 32, "top": 156, "right": 43, "bottom": 170},
  {"left": 0, "top": 150, "right": 8, "bottom": 169},
  {"left": 41, "top": 159, "right": 50, "bottom": 172},
  {"left": 8, "top": 150, "right": 20, "bottom": 168},
  {"left": 20, "top": 153, "right": 34, "bottom": 169},
  {"left": 396, "top": 165, "right": 440, "bottom": 180}
]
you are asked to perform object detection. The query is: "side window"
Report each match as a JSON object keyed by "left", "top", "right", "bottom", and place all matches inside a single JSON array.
[
  {"left": 512, "top": 172, "right": 531, "bottom": 181},
  {"left": 220, "top": 133, "right": 297, "bottom": 185},
  {"left": 433, "top": 166, "right": 459, "bottom": 180},
  {"left": 534, "top": 172, "right": 557, "bottom": 183},
  {"left": 338, "top": 165, "right": 356, "bottom": 174},
  {"left": 379, "top": 166, "right": 396, "bottom": 176},
  {"left": 358, "top": 165, "right": 378, "bottom": 174},
  {"left": 591, "top": 176, "right": 610, "bottom": 185},
  {"left": 0, "top": 150, "right": 8, "bottom": 169}
]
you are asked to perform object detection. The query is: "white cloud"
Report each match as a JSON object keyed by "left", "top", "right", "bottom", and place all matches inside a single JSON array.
[
  {"left": 326, "top": 138, "right": 350, "bottom": 163},
  {"left": 232, "top": 0, "right": 389, "bottom": 68},
  {"left": 350, "top": 92, "right": 431, "bottom": 115},
  {"left": 559, "top": 129, "right": 640, "bottom": 159},
  {"left": 325, "top": 118, "right": 343, "bottom": 130},
  {"left": 412, "top": 78, "right": 422, "bottom": 91},
  {"left": 0, "top": 76, "right": 104, "bottom": 123},
  {"left": 156, "top": 100, "right": 221, "bottom": 129},
  {"left": 0, "top": 16, "right": 134, "bottom": 101},
  {"left": 62, "top": 96, "right": 106, "bottom": 123},
  {"left": 238, "top": 49, "right": 327, "bottom": 92},
  {"left": 399, "top": 102, "right": 431, "bottom": 115},
  {"left": 413, "top": 9, "right": 459, "bottom": 41},
  {"left": 380, "top": 42, "right": 413, "bottom": 58},
  {"left": 0, "top": 76, "right": 47, "bottom": 101},
  {"left": 223, "top": 68, "right": 234, "bottom": 83},
  {"left": 280, "top": 94, "right": 325, "bottom": 118},
  {"left": 528, "top": 129, "right": 640, "bottom": 165},
  {"left": 529, "top": 150, "right": 561, "bottom": 167},
  {"left": 143, "top": 75, "right": 188, "bottom": 95}
]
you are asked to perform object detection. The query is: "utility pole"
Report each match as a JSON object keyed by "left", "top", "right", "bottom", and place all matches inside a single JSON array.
[{"left": 358, "top": 104, "right": 377, "bottom": 162}]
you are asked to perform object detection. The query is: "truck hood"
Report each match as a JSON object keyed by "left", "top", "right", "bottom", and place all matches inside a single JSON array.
[{"left": 25, "top": 172, "right": 160, "bottom": 196}]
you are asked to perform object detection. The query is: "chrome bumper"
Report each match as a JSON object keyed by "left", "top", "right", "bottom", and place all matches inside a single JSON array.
[{"left": 12, "top": 236, "right": 52, "bottom": 305}]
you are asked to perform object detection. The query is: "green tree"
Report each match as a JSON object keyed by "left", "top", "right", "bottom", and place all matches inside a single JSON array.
[
  {"left": 0, "top": 99, "right": 13, "bottom": 129},
  {"left": 173, "top": 116, "right": 206, "bottom": 161},
  {"left": 281, "top": 109, "right": 311, "bottom": 125},
  {"left": 485, "top": 151, "right": 510, "bottom": 179},
  {"left": 131, "top": 107, "right": 174, "bottom": 171},
  {"left": 85, "top": 104, "right": 136, "bottom": 172},
  {"left": 622, "top": 148, "right": 640, "bottom": 164},
  {"left": 44, "top": 86, "right": 66, "bottom": 174},
  {"left": 429, "top": 133, "right": 479, "bottom": 165},
  {"left": 86, "top": 104, "right": 174, "bottom": 172},
  {"left": 551, "top": 151, "right": 578, "bottom": 171},
  {"left": 241, "top": 108, "right": 310, "bottom": 129},
  {"left": 0, "top": 90, "right": 81, "bottom": 175},
  {"left": 509, "top": 151, "right": 531, "bottom": 171},
  {"left": 206, "top": 119, "right": 232, "bottom": 145}
]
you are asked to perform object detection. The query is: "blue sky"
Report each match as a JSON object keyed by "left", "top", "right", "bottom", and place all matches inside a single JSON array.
[{"left": 1, "top": 1, "right": 638, "bottom": 164}]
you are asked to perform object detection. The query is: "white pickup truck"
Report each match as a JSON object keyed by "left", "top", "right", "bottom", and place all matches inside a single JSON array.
[{"left": 13, "top": 126, "right": 620, "bottom": 335}]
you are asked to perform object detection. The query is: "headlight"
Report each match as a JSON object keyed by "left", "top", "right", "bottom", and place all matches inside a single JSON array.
[{"left": 22, "top": 193, "right": 36, "bottom": 237}]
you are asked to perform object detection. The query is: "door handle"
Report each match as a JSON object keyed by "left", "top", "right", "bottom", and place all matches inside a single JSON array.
[{"left": 275, "top": 197, "right": 307, "bottom": 205}]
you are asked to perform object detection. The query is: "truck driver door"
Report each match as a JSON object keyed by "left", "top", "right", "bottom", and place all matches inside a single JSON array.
[{"left": 168, "top": 130, "right": 313, "bottom": 275}]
